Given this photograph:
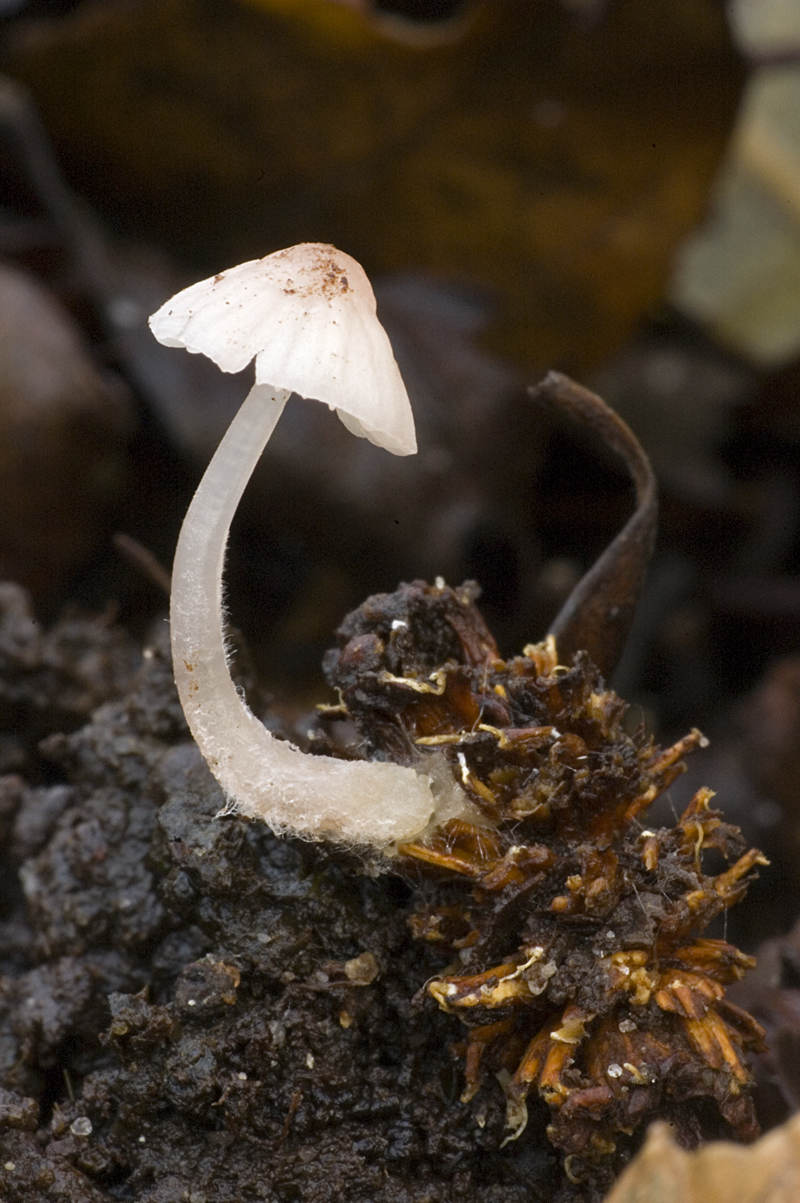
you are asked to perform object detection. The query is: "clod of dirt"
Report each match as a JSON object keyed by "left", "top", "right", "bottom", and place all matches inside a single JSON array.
[{"left": 0, "top": 584, "right": 556, "bottom": 1203}]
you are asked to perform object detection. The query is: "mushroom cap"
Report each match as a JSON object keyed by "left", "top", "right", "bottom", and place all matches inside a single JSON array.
[{"left": 149, "top": 243, "right": 416, "bottom": 456}]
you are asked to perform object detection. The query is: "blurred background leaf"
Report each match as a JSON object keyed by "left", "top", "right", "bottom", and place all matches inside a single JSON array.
[
  {"left": 5, "top": 0, "right": 743, "bottom": 372},
  {"left": 605, "top": 1113, "right": 800, "bottom": 1203}
]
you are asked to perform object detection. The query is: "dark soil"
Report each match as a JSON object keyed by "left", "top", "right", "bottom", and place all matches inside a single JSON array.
[{"left": 0, "top": 581, "right": 559, "bottom": 1203}]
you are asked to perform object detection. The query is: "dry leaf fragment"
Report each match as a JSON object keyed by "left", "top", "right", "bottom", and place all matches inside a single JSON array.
[
  {"left": 605, "top": 1113, "right": 800, "bottom": 1203},
  {"left": 7, "top": 0, "right": 742, "bottom": 372}
]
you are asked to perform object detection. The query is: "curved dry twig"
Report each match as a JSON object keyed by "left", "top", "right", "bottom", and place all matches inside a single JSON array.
[{"left": 530, "top": 370, "right": 657, "bottom": 677}]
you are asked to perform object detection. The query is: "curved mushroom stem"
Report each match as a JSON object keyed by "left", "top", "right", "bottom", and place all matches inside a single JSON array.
[
  {"left": 170, "top": 383, "right": 462, "bottom": 852},
  {"left": 170, "top": 382, "right": 289, "bottom": 769}
]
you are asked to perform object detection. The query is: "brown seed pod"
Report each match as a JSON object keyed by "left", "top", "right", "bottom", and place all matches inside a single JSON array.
[
  {"left": 322, "top": 578, "right": 767, "bottom": 1196},
  {"left": 317, "top": 372, "right": 769, "bottom": 1193},
  {"left": 320, "top": 375, "right": 766, "bottom": 1198}
]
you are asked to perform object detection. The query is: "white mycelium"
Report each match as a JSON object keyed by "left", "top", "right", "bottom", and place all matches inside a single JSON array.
[{"left": 150, "top": 243, "right": 469, "bottom": 851}]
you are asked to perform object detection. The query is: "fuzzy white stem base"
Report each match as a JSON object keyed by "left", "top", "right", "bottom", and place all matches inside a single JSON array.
[{"left": 170, "top": 383, "right": 461, "bottom": 852}]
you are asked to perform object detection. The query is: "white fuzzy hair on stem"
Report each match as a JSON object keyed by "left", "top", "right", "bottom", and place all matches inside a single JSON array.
[{"left": 149, "top": 243, "right": 471, "bottom": 853}]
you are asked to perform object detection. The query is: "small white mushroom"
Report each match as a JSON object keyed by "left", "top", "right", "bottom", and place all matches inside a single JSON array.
[{"left": 149, "top": 243, "right": 469, "bottom": 853}]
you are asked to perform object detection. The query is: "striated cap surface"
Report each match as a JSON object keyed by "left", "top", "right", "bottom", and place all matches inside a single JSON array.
[{"left": 149, "top": 243, "right": 416, "bottom": 456}]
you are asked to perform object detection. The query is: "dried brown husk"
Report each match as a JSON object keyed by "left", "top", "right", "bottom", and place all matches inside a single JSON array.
[{"left": 605, "top": 1113, "right": 800, "bottom": 1203}]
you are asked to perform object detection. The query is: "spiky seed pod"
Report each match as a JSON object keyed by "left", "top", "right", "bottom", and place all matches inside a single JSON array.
[{"left": 322, "top": 578, "right": 768, "bottom": 1198}]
